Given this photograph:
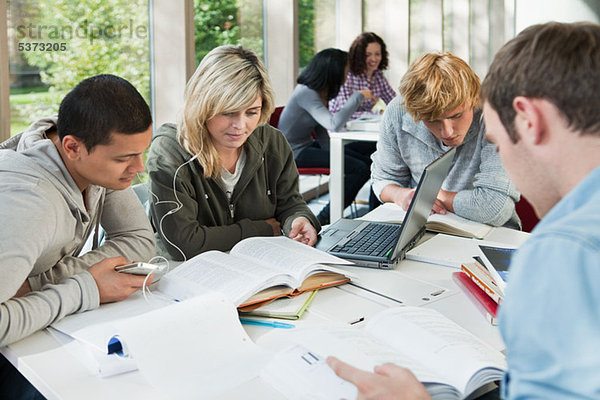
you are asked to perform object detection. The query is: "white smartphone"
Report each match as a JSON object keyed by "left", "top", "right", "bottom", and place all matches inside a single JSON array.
[{"left": 114, "top": 262, "right": 166, "bottom": 277}]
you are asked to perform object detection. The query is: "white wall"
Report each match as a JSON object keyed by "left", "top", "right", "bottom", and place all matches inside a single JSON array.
[{"left": 516, "top": 0, "right": 600, "bottom": 34}]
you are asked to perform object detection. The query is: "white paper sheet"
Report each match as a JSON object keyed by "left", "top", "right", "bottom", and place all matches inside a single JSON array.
[{"left": 111, "top": 292, "right": 268, "bottom": 398}]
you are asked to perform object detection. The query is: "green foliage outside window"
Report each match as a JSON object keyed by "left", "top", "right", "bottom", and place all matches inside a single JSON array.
[
  {"left": 298, "top": 0, "right": 315, "bottom": 69},
  {"left": 193, "top": 0, "right": 316, "bottom": 69},
  {"left": 10, "top": 0, "right": 319, "bottom": 137},
  {"left": 194, "top": 0, "right": 264, "bottom": 65},
  {"left": 9, "top": 0, "right": 150, "bottom": 137},
  {"left": 17, "top": 0, "right": 150, "bottom": 103}
]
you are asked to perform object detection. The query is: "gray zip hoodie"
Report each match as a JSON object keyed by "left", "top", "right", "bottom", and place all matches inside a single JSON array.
[{"left": 0, "top": 117, "right": 156, "bottom": 346}]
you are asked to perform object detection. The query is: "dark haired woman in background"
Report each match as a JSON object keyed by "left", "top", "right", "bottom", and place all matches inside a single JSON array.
[
  {"left": 278, "top": 48, "right": 374, "bottom": 225},
  {"left": 330, "top": 32, "right": 396, "bottom": 119}
]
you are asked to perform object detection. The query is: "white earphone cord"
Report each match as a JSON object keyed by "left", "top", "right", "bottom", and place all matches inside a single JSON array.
[{"left": 136, "top": 132, "right": 204, "bottom": 304}]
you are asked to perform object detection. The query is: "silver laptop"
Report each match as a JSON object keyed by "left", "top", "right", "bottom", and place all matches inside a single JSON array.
[{"left": 316, "top": 148, "right": 456, "bottom": 269}]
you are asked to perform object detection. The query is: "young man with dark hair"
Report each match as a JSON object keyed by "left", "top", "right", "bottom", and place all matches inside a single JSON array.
[
  {"left": 327, "top": 21, "right": 600, "bottom": 399},
  {"left": 0, "top": 74, "right": 156, "bottom": 398}
]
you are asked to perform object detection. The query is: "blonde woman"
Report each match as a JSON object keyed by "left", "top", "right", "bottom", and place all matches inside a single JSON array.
[{"left": 147, "top": 45, "right": 319, "bottom": 260}]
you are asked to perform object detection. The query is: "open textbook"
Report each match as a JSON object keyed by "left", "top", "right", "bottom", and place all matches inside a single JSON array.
[
  {"left": 258, "top": 306, "right": 506, "bottom": 400},
  {"left": 364, "top": 202, "right": 493, "bottom": 239},
  {"left": 50, "top": 237, "right": 350, "bottom": 376},
  {"left": 159, "top": 236, "right": 352, "bottom": 308}
]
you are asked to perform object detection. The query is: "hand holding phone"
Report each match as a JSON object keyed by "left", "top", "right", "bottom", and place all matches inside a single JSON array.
[{"left": 114, "top": 262, "right": 167, "bottom": 280}]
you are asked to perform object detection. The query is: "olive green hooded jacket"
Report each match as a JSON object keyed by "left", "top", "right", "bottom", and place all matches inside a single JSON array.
[{"left": 147, "top": 123, "right": 320, "bottom": 260}]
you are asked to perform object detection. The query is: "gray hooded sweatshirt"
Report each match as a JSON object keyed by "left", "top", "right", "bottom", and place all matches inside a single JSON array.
[{"left": 0, "top": 117, "right": 156, "bottom": 346}]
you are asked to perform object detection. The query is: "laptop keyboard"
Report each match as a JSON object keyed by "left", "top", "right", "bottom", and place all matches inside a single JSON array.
[{"left": 331, "top": 223, "right": 402, "bottom": 257}]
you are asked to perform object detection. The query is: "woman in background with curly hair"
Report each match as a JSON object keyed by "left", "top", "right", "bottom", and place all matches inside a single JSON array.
[{"left": 330, "top": 32, "right": 396, "bottom": 119}]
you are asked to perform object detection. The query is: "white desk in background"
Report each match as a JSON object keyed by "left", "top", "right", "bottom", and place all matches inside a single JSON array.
[
  {"left": 1, "top": 224, "right": 529, "bottom": 399},
  {"left": 329, "top": 129, "right": 379, "bottom": 222}
]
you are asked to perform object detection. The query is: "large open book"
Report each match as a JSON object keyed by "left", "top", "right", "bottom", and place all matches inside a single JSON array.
[
  {"left": 365, "top": 203, "right": 493, "bottom": 239},
  {"left": 159, "top": 236, "right": 351, "bottom": 308},
  {"left": 258, "top": 306, "right": 506, "bottom": 400}
]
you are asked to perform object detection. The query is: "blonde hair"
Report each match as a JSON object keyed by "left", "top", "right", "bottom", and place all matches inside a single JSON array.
[
  {"left": 178, "top": 45, "right": 275, "bottom": 178},
  {"left": 399, "top": 52, "right": 480, "bottom": 122}
]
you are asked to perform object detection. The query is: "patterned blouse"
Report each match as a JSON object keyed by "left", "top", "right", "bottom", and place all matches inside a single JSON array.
[{"left": 329, "top": 69, "right": 396, "bottom": 119}]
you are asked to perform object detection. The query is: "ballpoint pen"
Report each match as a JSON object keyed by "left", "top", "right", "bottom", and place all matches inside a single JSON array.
[{"left": 239, "top": 318, "right": 295, "bottom": 329}]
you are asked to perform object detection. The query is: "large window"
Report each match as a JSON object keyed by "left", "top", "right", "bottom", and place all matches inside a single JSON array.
[
  {"left": 7, "top": 0, "right": 151, "bottom": 137},
  {"left": 6, "top": 1, "right": 585, "bottom": 142},
  {"left": 409, "top": 0, "right": 443, "bottom": 63},
  {"left": 363, "top": 0, "right": 385, "bottom": 38},
  {"left": 194, "top": 0, "right": 264, "bottom": 65},
  {"left": 298, "top": 0, "right": 336, "bottom": 69}
]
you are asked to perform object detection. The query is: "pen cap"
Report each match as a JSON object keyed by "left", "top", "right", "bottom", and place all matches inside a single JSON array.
[{"left": 107, "top": 335, "right": 130, "bottom": 358}]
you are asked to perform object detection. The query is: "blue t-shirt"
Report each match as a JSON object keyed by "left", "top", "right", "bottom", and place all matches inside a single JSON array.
[{"left": 499, "top": 166, "right": 600, "bottom": 399}]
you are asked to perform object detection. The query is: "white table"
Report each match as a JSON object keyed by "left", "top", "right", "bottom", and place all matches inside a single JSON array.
[
  {"left": 1, "top": 268, "right": 503, "bottom": 400},
  {"left": 329, "top": 129, "right": 379, "bottom": 222},
  {"left": 2, "top": 225, "right": 529, "bottom": 399}
]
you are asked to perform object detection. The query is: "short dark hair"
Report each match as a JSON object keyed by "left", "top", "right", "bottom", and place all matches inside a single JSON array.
[
  {"left": 348, "top": 32, "right": 389, "bottom": 75},
  {"left": 297, "top": 48, "right": 348, "bottom": 101},
  {"left": 57, "top": 74, "right": 152, "bottom": 151},
  {"left": 481, "top": 22, "right": 600, "bottom": 142}
]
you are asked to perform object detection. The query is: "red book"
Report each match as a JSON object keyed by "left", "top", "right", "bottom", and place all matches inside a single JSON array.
[{"left": 453, "top": 271, "right": 498, "bottom": 325}]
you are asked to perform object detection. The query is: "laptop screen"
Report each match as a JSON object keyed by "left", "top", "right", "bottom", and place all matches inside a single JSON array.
[{"left": 390, "top": 148, "right": 456, "bottom": 259}]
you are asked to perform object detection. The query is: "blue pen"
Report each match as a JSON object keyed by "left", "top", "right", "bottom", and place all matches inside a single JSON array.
[{"left": 239, "top": 318, "right": 295, "bottom": 329}]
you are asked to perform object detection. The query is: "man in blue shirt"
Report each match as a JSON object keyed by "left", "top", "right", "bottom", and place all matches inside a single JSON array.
[{"left": 327, "top": 21, "right": 600, "bottom": 399}]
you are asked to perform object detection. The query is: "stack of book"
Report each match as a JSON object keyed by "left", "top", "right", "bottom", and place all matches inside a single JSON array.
[
  {"left": 238, "top": 290, "right": 318, "bottom": 320},
  {"left": 453, "top": 258, "right": 505, "bottom": 325}
]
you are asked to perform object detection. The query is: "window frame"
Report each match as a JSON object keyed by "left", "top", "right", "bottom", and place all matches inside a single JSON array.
[{"left": 0, "top": 0, "right": 9, "bottom": 142}]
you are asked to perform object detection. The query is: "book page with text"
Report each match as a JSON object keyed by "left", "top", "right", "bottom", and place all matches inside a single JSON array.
[
  {"left": 366, "top": 307, "right": 506, "bottom": 395},
  {"left": 230, "top": 237, "right": 350, "bottom": 282},
  {"left": 159, "top": 250, "right": 295, "bottom": 305},
  {"left": 258, "top": 324, "right": 460, "bottom": 399}
]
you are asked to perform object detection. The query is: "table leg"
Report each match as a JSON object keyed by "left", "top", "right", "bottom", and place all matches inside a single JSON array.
[{"left": 330, "top": 137, "right": 345, "bottom": 222}]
